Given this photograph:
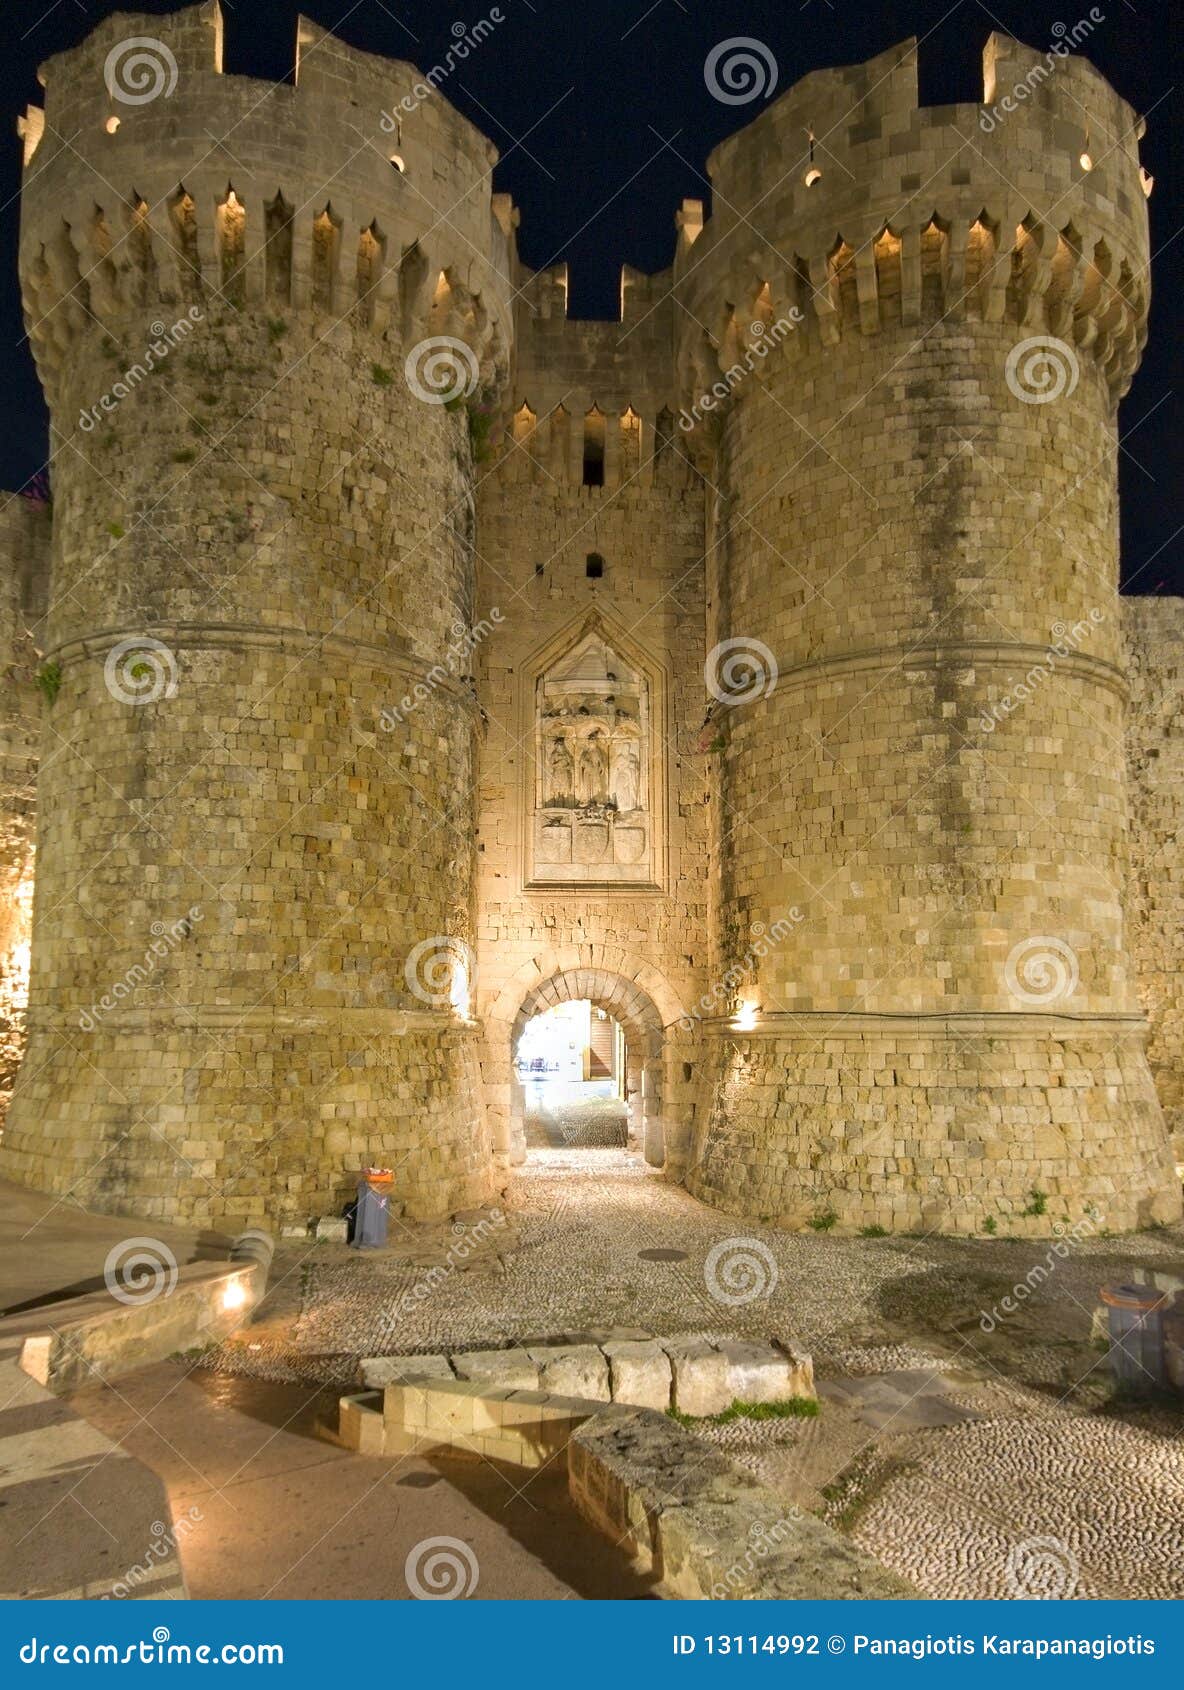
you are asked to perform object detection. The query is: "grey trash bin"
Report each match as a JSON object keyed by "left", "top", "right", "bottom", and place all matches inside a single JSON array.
[
  {"left": 352, "top": 1177, "right": 390, "bottom": 1249},
  {"left": 1101, "top": 1283, "right": 1169, "bottom": 1388}
]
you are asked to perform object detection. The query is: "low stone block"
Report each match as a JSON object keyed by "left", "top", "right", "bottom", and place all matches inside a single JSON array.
[
  {"left": 315, "top": 1216, "right": 348, "bottom": 1242},
  {"left": 530, "top": 1344, "right": 611, "bottom": 1400},
  {"left": 715, "top": 1339, "right": 800, "bottom": 1404},
  {"left": 359, "top": 1353, "right": 454, "bottom": 1389},
  {"left": 770, "top": 1338, "right": 816, "bottom": 1399},
  {"left": 603, "top": 1339, "right": 672, "bottom": 1410},
  {"left": 662, "top": 1337, "right": 732, "bottom": 1416},
  {"left": 338, "top": 1394, "right": 384, "bottom": 1454},
  {"left": 451, "top": 1347, "right": 541, "bottom": 1391},
  {"left": 421, "top": 1383, "right": 484, "bottom": 1438}
]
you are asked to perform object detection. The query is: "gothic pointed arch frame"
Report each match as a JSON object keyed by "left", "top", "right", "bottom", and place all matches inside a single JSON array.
[{"left": 516, "top": 607, "right": 670, "bottom": 894}]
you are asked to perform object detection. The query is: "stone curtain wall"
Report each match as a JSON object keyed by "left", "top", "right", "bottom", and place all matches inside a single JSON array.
[
  {"left": 0, "top": 499, "right": 49, "bottom": 1126},
  {"left": 474, "top": 269, "right": 707, "bottom": 1167},
  {"left": 1124, "top": 598, "right": 1184, "bottom": 1154},
  {"left": 1, "top": 8, "right": 1179, "bottom": 1235},
  {"left": 674, "top": 35, "right": 1179, "bottom": 1233}
]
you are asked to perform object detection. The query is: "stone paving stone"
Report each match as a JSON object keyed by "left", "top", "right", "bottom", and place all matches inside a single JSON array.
[
  {"left": 661, "top": 1337, "right": 732, "bottom": 1417},
  {"left": 715, "top": 1339, "right": 800, "bottom": 1404},
  {"left": 358, "top": 1353, "right": 454, "bottom": 1388},
  {"left": 451, "top": 1347, "right": 541, "bottom": 1391},
  {"left": 529, "top": 1344, "right": 611, "bottom": 1401},
  {"left": 602, "top": 1339, "right": 672, "bottom": 1410}
]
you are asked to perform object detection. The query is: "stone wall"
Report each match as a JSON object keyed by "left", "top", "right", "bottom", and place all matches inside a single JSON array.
[
  {"left": 1124, "top": 598, "right": 1184, "bottom": 1152},
  {"left": 0, "top": 10, "right": 1179, "bottom": 1236},
  {"left": 0, "top": 497, "right": 48, "bottom": 1127},
  {"left": 0, "top": 3, "right": 510, "bottom": 1226},
  {"left": 473, "top": 269, "right": 708, "bottom": 1167},
  {"left": 675, "top": 34, "right": 1178, "bottom": 1232}
]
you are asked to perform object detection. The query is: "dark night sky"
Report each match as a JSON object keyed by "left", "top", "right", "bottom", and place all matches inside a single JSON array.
[{"left": 1, "top": 0, "right": 1180, "bottom": 592}]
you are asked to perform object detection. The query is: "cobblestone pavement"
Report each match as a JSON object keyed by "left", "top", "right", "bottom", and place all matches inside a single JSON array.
[
  {"left": 215, "top": 1149, "right": 1184, "bottom": 1601},
  {"left": 524, "top": 1097, "right": 628, "bottom": 1149}
]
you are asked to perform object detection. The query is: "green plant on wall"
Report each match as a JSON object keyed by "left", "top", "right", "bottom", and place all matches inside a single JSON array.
[
  {"left": 467, "top": 401, "right": 496, "bottom": 463},
  {"left": 36, "top": 661, "right": 62, "bottom": 705}
]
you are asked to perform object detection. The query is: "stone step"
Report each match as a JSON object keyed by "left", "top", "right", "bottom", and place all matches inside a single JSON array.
[{"left": 357, "top": 1330, "right": 813, "bottom": 1414}]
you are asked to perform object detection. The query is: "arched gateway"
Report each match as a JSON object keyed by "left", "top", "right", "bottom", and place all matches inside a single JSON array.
[{"left": 481, "top": 950, "right": 689, "bottom": 1169}]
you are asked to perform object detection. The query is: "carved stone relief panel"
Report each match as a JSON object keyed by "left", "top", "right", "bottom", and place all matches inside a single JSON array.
[{"left": 530, "top": 628, "right": 656, "bottom": 885}]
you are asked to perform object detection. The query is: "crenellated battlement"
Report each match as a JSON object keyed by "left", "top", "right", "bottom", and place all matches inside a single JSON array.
[
  {"left": 18, "top": 2, "right": 513, "bottom": 407},
  {"left": 499, "top": 261, "right": 688, "bottom": 492},
  {"left": 673, "top": 34, "right": 1150, "bottom": 426},
  {"left": 5, "top": 9, "right": 1179, "bottom": 1237}
]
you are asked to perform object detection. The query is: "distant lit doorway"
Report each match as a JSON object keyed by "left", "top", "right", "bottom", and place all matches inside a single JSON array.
[{"left": 516, "top": 1001, "right": 628, "bottom": 1148}]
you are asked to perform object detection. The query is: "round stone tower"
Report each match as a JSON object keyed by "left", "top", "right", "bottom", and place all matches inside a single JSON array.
[
  {"left": 676, "top": 35, "right": 1180, "bottom": 1232},
  {"left": 2, "top": 2, "right": 511, "bottom": 1224}
]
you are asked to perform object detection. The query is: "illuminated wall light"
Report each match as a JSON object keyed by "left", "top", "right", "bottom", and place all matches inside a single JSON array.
[
  {"left": 803, "top": 167, "right": 823, "bottom": 188},
  {"left": 222, "top": 1279, "right": 248, "bottom": 1312},
  {"left": 450, "top": 960, "right": 471, "bottom": 1021},
  {"left": 1140, "top": 168, "right": 1154, "bottom": 199},
  {"left": 734, "top": 1001, "right": 759, "bottom": 1031},
  {"left": 105, "top": 116, "right": 121, "bottom": 134},
  {"left": 390, "top": 154, "right": 406, "bottom": 173},
  {"left": 1079, "top": 152, "right": 1093, "bottom": 172}
]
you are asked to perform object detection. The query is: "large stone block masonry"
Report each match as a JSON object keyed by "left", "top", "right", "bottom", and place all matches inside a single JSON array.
[{"left": 0, "top": 9, "right": 1179, "bottom": 1237}]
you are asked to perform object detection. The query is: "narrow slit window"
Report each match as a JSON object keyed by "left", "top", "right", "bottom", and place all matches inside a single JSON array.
[{"left": 582, "top": 407, "right": 605, "bottom": 486}]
